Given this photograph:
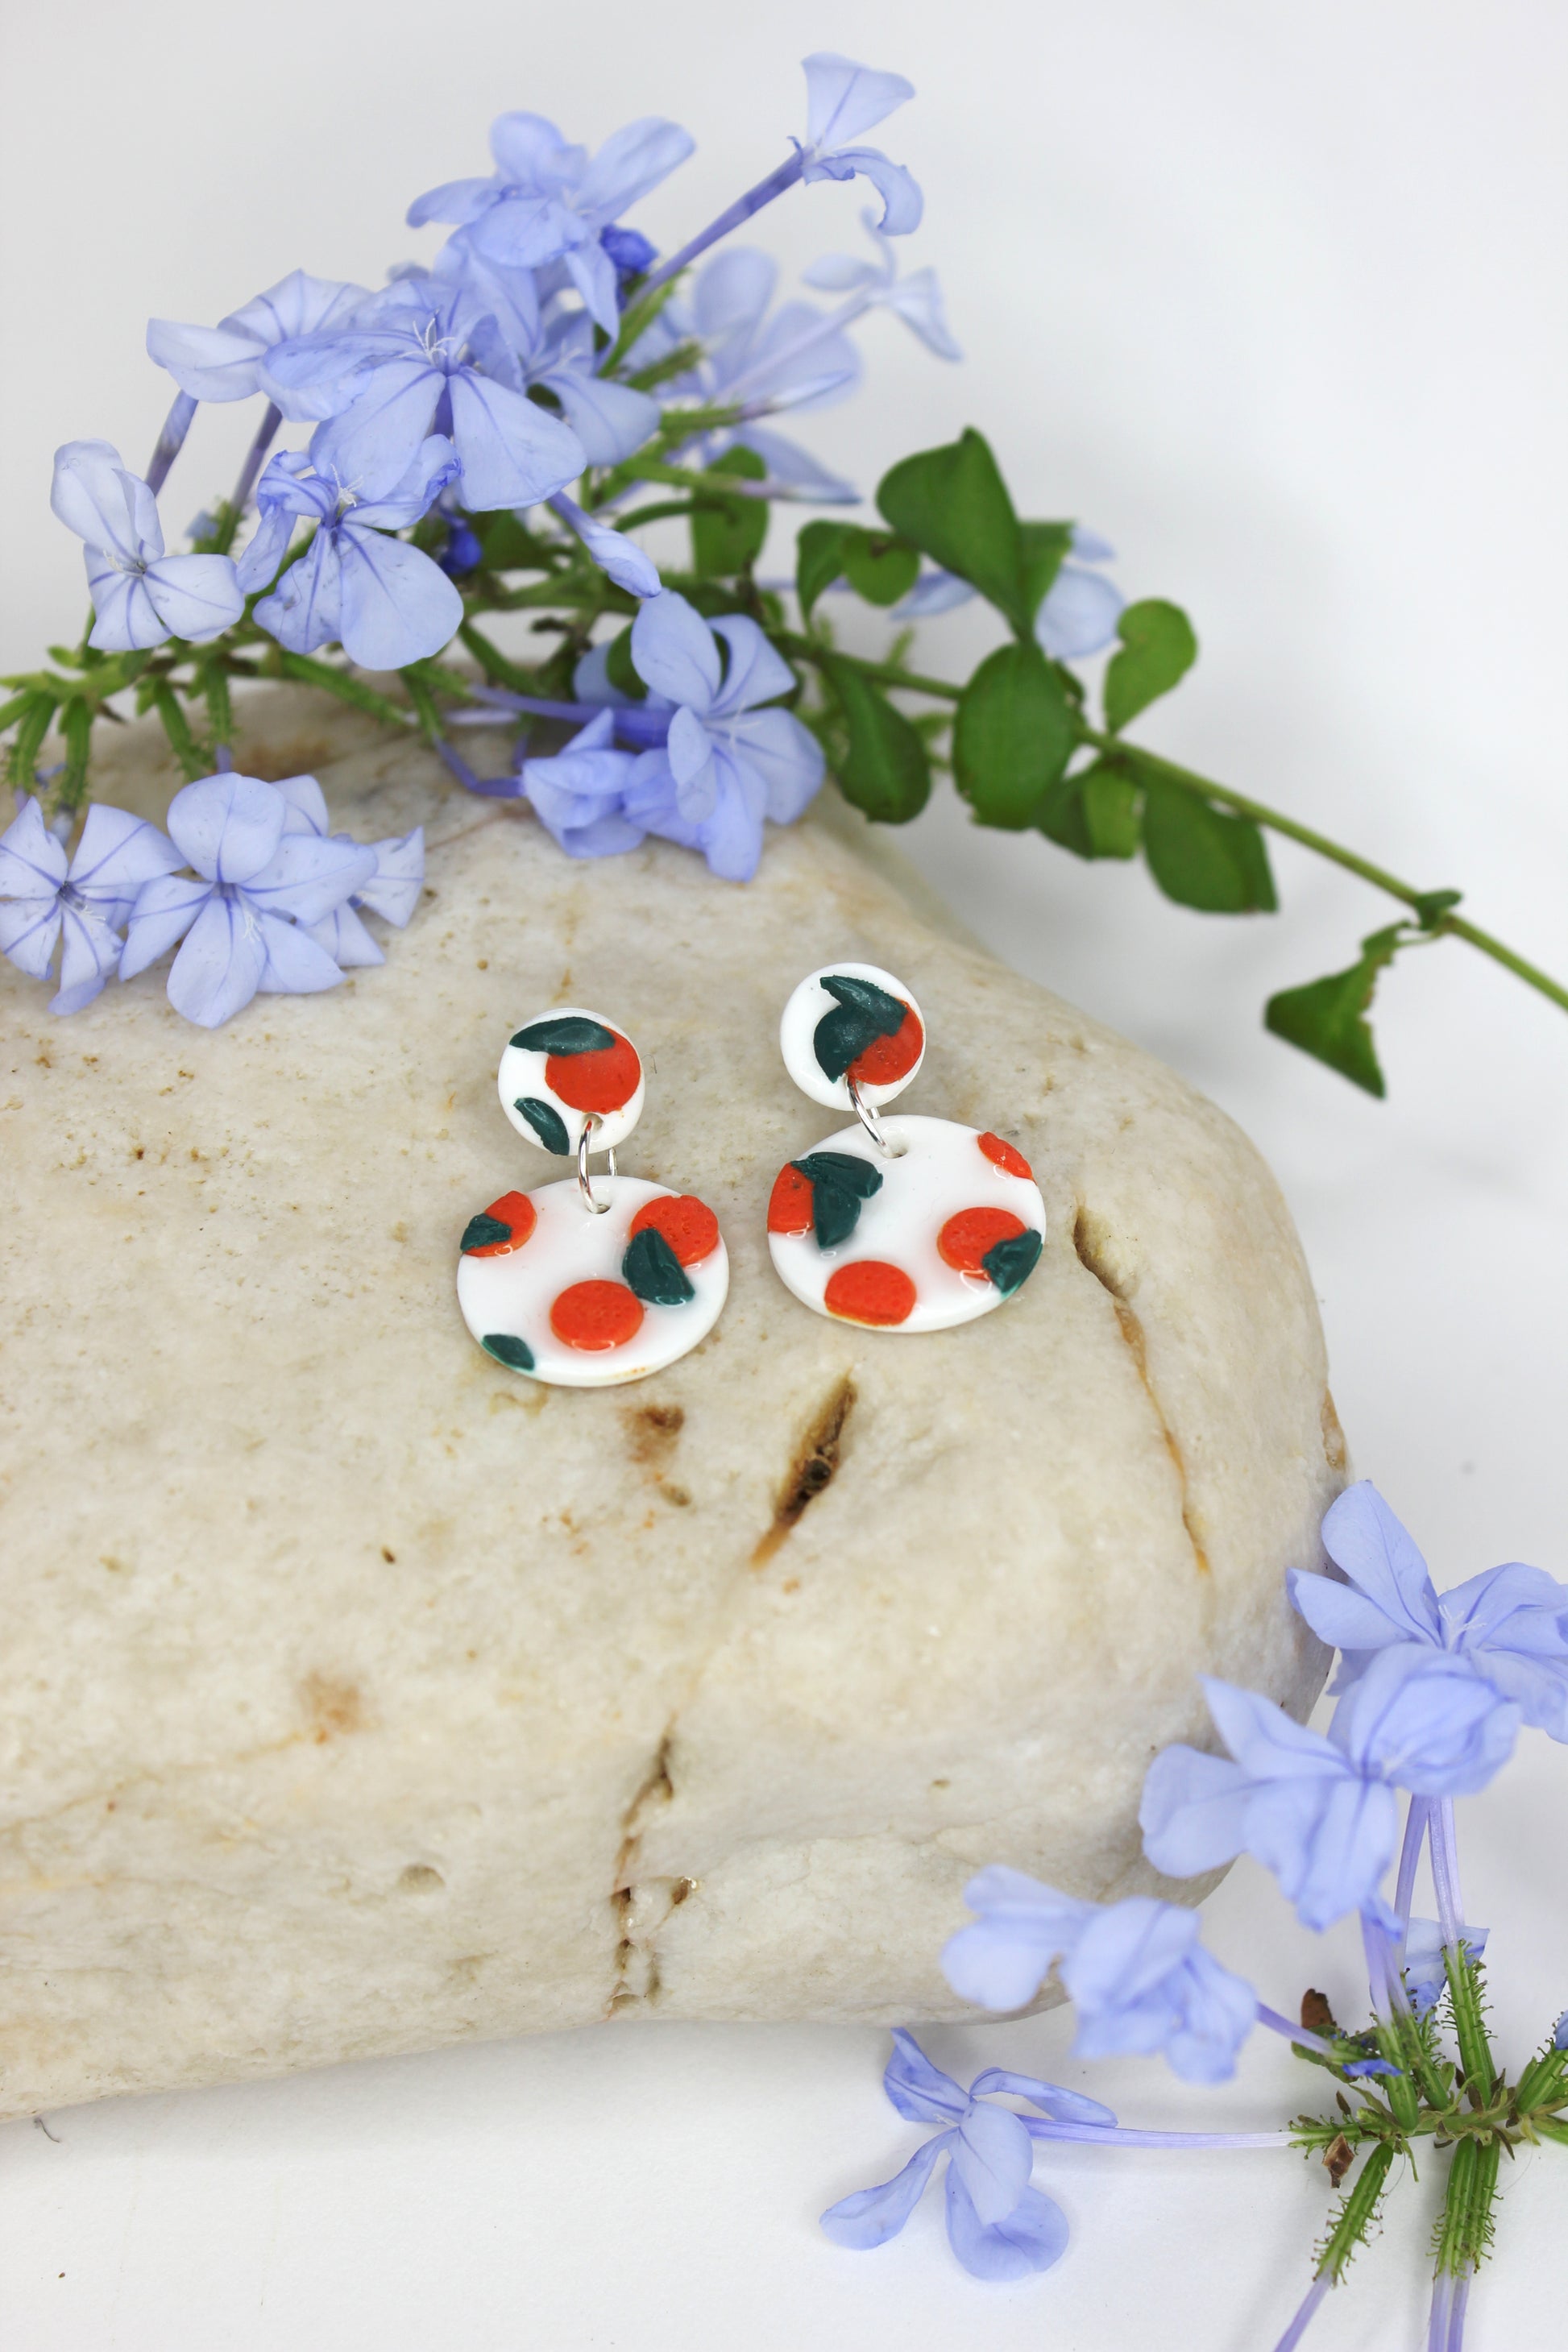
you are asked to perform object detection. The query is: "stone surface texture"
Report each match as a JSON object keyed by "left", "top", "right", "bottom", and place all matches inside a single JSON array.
[{"left": 0, "top": 691, "right": 1344, "bottom": 2118}]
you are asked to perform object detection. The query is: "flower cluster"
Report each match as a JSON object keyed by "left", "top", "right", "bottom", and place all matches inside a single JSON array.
[
  {"left": 823, "top": 1483, "right": 1568, "bottom": 2349},
  {"left": 1, "top": 771, "right": 420, "bottom": 1027}
]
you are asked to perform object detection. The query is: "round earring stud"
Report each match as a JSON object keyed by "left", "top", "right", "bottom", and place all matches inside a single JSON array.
[
  {"left": 767, "top": 964, "right": 1046, "bottom": 1334},
  {"left": 457, "top": 1010, "right": 728, "bottom": 1388}
]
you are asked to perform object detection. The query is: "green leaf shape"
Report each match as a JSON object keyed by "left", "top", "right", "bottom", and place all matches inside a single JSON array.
[
  {"left": 796, "top": 521, "right": 854, "bottom": 622},
  {"left": 622, "top": 1226, "right": 696, "bottom": 1306},
  {"left": 1264, "top": 924, "right": 1404, "bottom": 1098},
  {"left": 953, "top": 640, "right": 1075, "bottom": 827},
  {"left": 461, "top": 1211, "right": 514, "bottom": 1253},
  {"left": 793, "top": 1150, "right": 885, "bottom": 1251},
  {"left": 604, "top": 625, "right": 648, "bottom": 701},
  {"left": 1142, "top": 776, "right": 1277, "bottom": 913},
  {"left": 841, "top": 531, "right": 919, "bottom": 608},
  {"left": 511, "top": 1017, "right": 616, "bottom": 1055},
  {"left": 1104, "top": 599, "right": 1199, "bottom": 732},
  {"left": 877, "top": 429, "right": 1032, "bottom": 637},
  {"left": 474, "top": 511, "right": 561, "bottom": 572},
  {"left": 482, "top": 1333, "right": 536, "bottom": 1373},
  {"left": 817, "top": 655, "right": 931, "bottom": 823},
  {"left": 1019, "top": 521, "right": 1073, "bottom": 620},
  {"left": 1038, "top": 759, "right": 1140, "bottom": 860},
  {"left": 691, "top": 446, "right": 769, "bottom": 578},
  {"left": 982, "top": 1227, "right": 1043, "bottom": 1296},
  {"left": 514, "top": 1096, "right": 572, "bottom": 1155},
  {"left": 813, "top": 974, "right": 909, "bottom": 1080}
]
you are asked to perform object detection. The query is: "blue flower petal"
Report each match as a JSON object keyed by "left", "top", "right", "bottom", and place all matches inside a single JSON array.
[
  {"left": 819, "top": 2133, "right": 948, "bottom": 2250},
  {"left": 943, "top": 2168, "right": 1068, "bottom": 2282},
  {"left": 164, "top": 890, "right": 270, "bottom": 1027}
]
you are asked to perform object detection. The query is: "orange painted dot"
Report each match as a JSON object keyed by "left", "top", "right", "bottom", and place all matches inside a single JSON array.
[
  {"left": 767, "top": 1163, "right": 815, "bottom": 1235},
  {"left": 629, "top": 1193, "right": 720, "bottom": 1267},
  {"left": 848, "top": 1005, "right": 923, "bottom": 1089},
  {"left": 823, "top": 1259, "right": 917, "bottom": 1326},
  {"left": 978, "top": 1130, "right": 1034, "bottom": 1181},
  {"left": 546, "top": 1031, "right": 641, "bottom": 1115},
  {"left": 466, "top": 1189, "right": 537, "bottom": 1257},
  {"left": 939, "top": 1205, "right": 1027, "bottom": 1276},
  {"left": 550, "top": 1279, "right": 644, "bottom": 1351}
]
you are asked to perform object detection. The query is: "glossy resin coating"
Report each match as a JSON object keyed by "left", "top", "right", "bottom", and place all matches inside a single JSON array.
[
  {"left": 768, "top": 1115, "right": 1046, "bottom": 1333},
  {"left": 779, "top": 962, "right": 926, "bottom": 1112},
  {"left": 458, "top": 1176, "right": 728, "bottom": 1388},
  {"left": 497, "top": 1006, "right": 645, "bottom": 1158}
]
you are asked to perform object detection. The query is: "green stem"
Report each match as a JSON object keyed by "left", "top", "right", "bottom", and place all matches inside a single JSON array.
[
  {"left": 58, "top": 699, "right": 93, "bottom": 816},
  {"left": 457, "top": 621, "right": 540, "bottom": 696},
  {"left": 149, "top": 680, "right": 207, "bottom": 781},
  {"left": 774, "top": 632, "right": 961, "bottom": 704},
  {"left": 1446, "top": 1949, "right": 1497, "bottom": 2108},
  {"left": 1319, "top": 2141, "right": 1397, "bottom": 2284},
  {"left": 273, "top": 652, "right": 413, "bottom": 731},
  {"left": 1086, "top": 731, "right": 1568, "bottom": 1019}
]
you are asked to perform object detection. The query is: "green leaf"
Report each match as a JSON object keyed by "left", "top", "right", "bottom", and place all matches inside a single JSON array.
[
  {"left": 1264, "top": 925, "right": 1404, "bottom": 1097},
  {"left": 475, "top": 510, "right": 562, "bottom": 573},
  {"left": 818, "top": 654, "right": 931, "bottom": 823},
  {"left": 877, "top": 429, "right": 1031, "bottom": 636},
  {"left": 462, "top": 1212, "right": 514, "bottom": 1253},
  {"left": 604, "top": 625, "right": 647, "bottom": 701},
  {"left": 982, "top": 1227, "right": 1043, "bottom": 1295},
  {"left": 953, "top": 640, "right": 1075, "bottom": 826},
  {"left": 511, "top": 1016, "right": 615, "bottom": 1055},
  {"left": 794, "top": 1151, "right": 884, "bottom": 1250},
  {"left": 840, "top": 530, "right": 919, "bottom": 608},
  {"left": 1142, "top": 775, "right": 1276, "bottom": 911},
  {"left": 811, "top": 976, "right": 910, "bottom": 1077},
  {"left": 513, "top": 1097, "right": 571, "bottom": 1155},
  {"left": 1018, "top": 521, "right": 1074, "bottom": 621},
  {"left": 1039, "top": 758, "right": 1141, "bottom": 860},
  {"left": 621, "top": 1226, "right": 695, "bottom": 1307},
  {"left": 795, "top": 521, "right": 854, "bottom": 622},
  {"left": 691, "top": 446, "right": 769, "bottom": 578},
  {"left": 482, "top": 1332, "right": 536, "bottom": 1374},
  {"left": 1104, "top": 599, "right": 1199, "bottom": 732}
]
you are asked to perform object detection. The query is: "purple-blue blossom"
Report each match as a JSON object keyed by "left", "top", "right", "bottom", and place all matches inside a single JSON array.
[
  {"left": 0, "top": 795, "right": 181, "bottom": 1014},
  {"left": 274, "top": 773, "right": 425, "bottom": 968},
  {"left": 408, "top": 110, "right": 695, "bottom": 334},
  {"left": 1402, "top": 1917, "right": 1487, "bottom": 2017},
  {"left": 262, "top": 276, "right": 585, "bottom": 512},
  {"left": 147, "top": 271, "right": 370, "bottom": 413},
  {"left": 801, "top": 216, "right": 961, "bottom": 361},
  {"left": 1140, "top": 1654, "right": 1519, "bottom": 1932},
  {"left": 942, "top": 1868, "right": 1259, "bottom": 2084},
  {"left": 52, "top": 442, "right": 243, "bottom": 653},
  {"left": 622, "top": 590, "right": 823, "bottom": 880},
  {"left": 520, "top": 711, "right": 642, "bottom": 858},
  {"left": 236, "top": 440, "right": 463, "bottom": 670},
  {"left": 120, "top": 773, "right": 375, "bottom": 1027},
  {"left": 820, "top": 2029, "right": 1114, "bottom": 2280},
  {"left": 1289, "top": 1482, "right": 1568, "bottom": 1740},
  {"left": 798, "top": 53, "right": 923, "bottom": 235}
]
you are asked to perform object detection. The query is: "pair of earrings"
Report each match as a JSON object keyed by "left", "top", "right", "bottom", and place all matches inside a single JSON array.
[{"left": 455, "top": 963, "right": 1047, "bottom": 1389}]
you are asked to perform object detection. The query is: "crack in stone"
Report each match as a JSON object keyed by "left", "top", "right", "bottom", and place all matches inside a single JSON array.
[
  {"left": 1072, "top": 1206, "right": 1211, "bottom": 1578},
  {"left": 751, "top": 1375, "right": 857, "bottom": 1566}
]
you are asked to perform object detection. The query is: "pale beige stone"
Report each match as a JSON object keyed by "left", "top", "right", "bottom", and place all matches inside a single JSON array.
[{"left": 0, "top": 689, "right": 1344, "bottom": 2118}]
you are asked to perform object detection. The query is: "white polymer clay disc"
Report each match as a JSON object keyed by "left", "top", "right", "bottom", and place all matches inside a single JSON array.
[
  {"left": 457, "top": 1176, "right": 728, "bottom": 1388},
  {"left": 496, "top": 1007, "right": 646, "bottom": 1159},
  {"left": 766, "top": 1114, "right": 1046, "bottom": 1334},
  {"left": 778, "top": 963, "right": 926, "bottom": 1113}
]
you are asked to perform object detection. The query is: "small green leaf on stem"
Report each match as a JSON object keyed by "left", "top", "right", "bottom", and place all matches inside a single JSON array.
[
  {"left": 953, "top": 639, "right": 1074, "bottom": 826},
  {"left": 691, "top": 446, "right": 769, "bottom": 578},
  {"left": 796, "top": 521, "right": 854, "bottom": 623},
  {"left": 1265, "top": 923, "right": 1405, "bottom": 1097},
  {"left": 840, "top": 529, "right": 919, "bottom": 608},
  {"left": 1019, "top": 521, "right": 1073, "bottom": 620},
  {"left": 818, "top": 653, "right": 931, "bottom": 823},
  {"left": 877, "top": 428, "right": 1031, "bottom": 637},
  {"left": 1142, "top": 773, "right": 1276, "bottom": 912},
  {"left": 1039, "top": 757, "right": 1140, "bottom": 859},
  {"left": 1104, "top": 599, "right": 1199, "bottom": 732}
]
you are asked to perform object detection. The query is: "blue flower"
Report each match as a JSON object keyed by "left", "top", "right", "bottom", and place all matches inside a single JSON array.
[
  {"left": 236, "top": 440, "right": 463, "bottom": 670},
  {"left": 147, "top": 270, "right": 370, "bottom": 413},
  {"left": 1289, "top": 1481, "right": 1568, "bottom": 1739},
  {"left": 273, "top": 772, "right": 424, "bottom": 968},
  {"left": 1140, "top": 1655, "right": 1519, "bottom": 1932},
  {"left": 942, "top": 1869, "right": 1258, "bottom": 2084},
  {"left": 622, "top": 591, "right": 823, "bottom": 880},
  {"left": 801, "top": 215, "right": 961, "bottom": 360},
  {"left": 261, "top": 276, "right": 585, "bottom": 512},
  {"left": 821, "top": 2030, "right": 1114, "bottom": 2280},
  {"left": 546, "top": 492, "right": 662, "bottom": 599},
  {"left": 520, "top": 711, "right": 642, "bottom": 858},
  {"left": 120, "top": 773, "right": 375, "bottom": 1028},
  {"left": 1402, "top": 1917, "right": 1487, "bottom": 2017},
  {"left": 52, "top": 442, "right": 243, "bottom": 653},
  {"left": 798, "top": 53, "right": 923, "bottom": 235},
  {"left": 408, "top": 111, "right": 695, "bottom": 334},
  {"left": 0, "top": 794, "right": 181, "bottom": 1014}
]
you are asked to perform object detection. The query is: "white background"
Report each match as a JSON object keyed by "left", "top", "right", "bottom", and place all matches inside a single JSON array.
[{"left": 2, "top": 2, "right": 1567, "bottom": 2346}]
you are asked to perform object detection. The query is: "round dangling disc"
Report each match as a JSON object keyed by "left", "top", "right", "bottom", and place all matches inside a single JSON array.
[
  {"left": 779, "top": 963, "right": 926, "bottom": 1113},
  {"left": 458, "top": 1178, "right": 728, "bottom": 1388},
  {"left": 766, "top": 1116, "right": 1045, "bottom": 1333},
  {"left": 497, "top": 1008, "right": 645, "bottom": 1159}
]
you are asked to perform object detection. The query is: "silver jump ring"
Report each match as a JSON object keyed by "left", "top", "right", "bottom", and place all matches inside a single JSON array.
[
  {"left": 577, "top": 1117, "right": 617, "bottom": 1213},
  {"left": 848, "top": 1075, "right": 903, "bottom": 1158}
]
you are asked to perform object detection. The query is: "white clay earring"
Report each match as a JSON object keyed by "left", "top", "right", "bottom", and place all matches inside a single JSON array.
[
  {"left": 456, "top": 1010, "right": 728, "bottom": 1387},
  {"left": 766, "top": 964, "right": 1046, "bottom": 1332}
]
